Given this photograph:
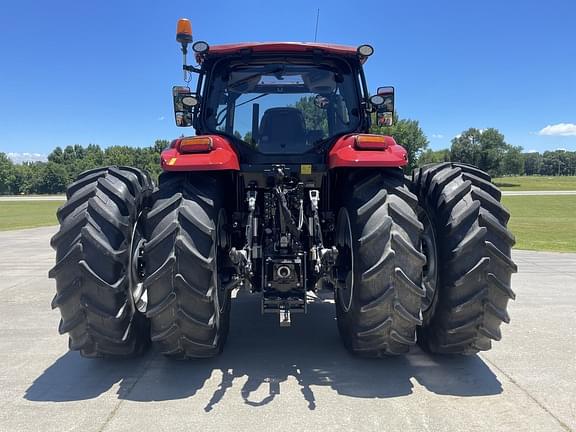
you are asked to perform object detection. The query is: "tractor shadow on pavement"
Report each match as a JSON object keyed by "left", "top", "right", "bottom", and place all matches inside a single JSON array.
[{"left": 25, "top": 292, "right": 502, "bottom": 410}]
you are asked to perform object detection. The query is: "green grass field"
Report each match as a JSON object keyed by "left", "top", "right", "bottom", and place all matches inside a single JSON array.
[
  {"left": 493, "top": 176, "right": 576, "bottom": 191},
  {"left": 502, "top": 195, "right": 576, "bottom": 252},
  {"left": 0, "top": 201, "right": 60, "bottom": 231}
]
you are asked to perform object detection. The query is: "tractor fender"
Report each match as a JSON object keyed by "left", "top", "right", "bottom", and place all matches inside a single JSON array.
[
  {"left": 327, "top": 134, "right": 408, "bottom": 169},
  {"left": 161, "top": 135, "right": 240, "bottom": 172}
]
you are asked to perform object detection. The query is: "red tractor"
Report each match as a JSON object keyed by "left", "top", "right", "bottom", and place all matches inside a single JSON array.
[{"left": 49, "top": 18, "right": 516, "bottom": 359}]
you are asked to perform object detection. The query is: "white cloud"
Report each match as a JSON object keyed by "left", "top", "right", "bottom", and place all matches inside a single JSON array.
[
  {"left": 7, "top": 152, "right": 47, "bottom": 164},
  {"left": 538, "top": 123, "right": 576, "bottom": 136},
  {"left": 157, "top": 116, "right": 165, "bottom": 121},
  {"left": 431, "top": 134, "right": 444, "bottom": 139},
  {"left": 527, "top": 149, "right": 539, "bottom": 153}
]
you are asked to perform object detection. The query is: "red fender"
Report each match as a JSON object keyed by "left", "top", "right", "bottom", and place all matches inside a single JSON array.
[
  {"left": 328, "top": 134, "right": 408, "bottom": 169},
  {"left": 161, "top": 135, "right": 240, "bottom": 172}
]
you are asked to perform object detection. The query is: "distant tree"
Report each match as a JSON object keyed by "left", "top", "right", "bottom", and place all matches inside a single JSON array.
[
  {"left": 543, "top": 151, "right": 569, "bottom": 176},
  {"left": 242, "top": 132, "right": 260, "bottom": 149},
  {"left": 1, "top": 140, "right": 173, "bottom": 195},
  {"left": 37, "top": 162, "right": 68, "bottom": 193},
  {"left": 73, "top": 144, "right": 86, "bottom": 160},
  {"left": 541, "top": 150, "right": 575, "bottom": 176},
  {"left": 84, "top": 144, "right": 105, "bottom": 167},
  {"left": 501, "top": 145, "right": 524, "bottom": 175},
  {"left": 48, "top": 147, "right": 64, "bottom": 164},
  {"left": 478, "top": 128, "right": 509, "bottom": 175},
  {"left": 9, "top": 163, "right": 33, "bottom": 194},
  {"left": 418, "top": 148, "right": 451, "bottom": 166},
  {"left": 62, "top": 145, "right": 78, "bottom": 164},
  {"left": 451, "top": 127, "right": 514, "bottom": 176},
  {"left": 294, "top": 96, "right": 328, "bottom": 134},
  {"left": 0, "top": 152, "right": 14, "bottom": 194},
  {"left": 145, "top": 139, "right": 170, "bottom": 180},
  {"left": 523, "top": 152, "right": 543, "bottom": 176},
  {"left": 372, "top": 114, "right": 429, "bottom": 171},
  {"left": 153, "top": 139, "right": 170, "bottom": 153},
  {"left": 104, "top": 146, "right": 136, "bottom": 167},
  {"left": 568, "top": 151, "right": 576, "bottom": 176},
  {"left": 450, "top": 128, "right": 482, "bottom": 167}
]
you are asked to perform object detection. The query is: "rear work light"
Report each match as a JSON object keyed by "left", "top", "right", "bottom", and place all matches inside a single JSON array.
[
  {"left": 357, "top": 44, "right": 374, "bottom": 57},
  {"left": 354, "top": 134, "right": 390, "bottom": 150},
  {"left": 179, "top": 136, "right": 213, "bottom": 154}
]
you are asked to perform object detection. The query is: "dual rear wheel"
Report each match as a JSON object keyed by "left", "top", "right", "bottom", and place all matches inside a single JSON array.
[
  {"left": 50, "top": 169, "right": 230, "bottom": 359},
  {"left": 50, "top": 164, "right": 516, "bottom": 358},
  {"left": 333, "top": 164, "right": 516, "bottom": 356}
]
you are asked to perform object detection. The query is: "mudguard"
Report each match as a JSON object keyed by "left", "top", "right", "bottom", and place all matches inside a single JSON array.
[
  {"left": 161, "top": 135, "right": 240, "bottom": 172},
  {"left": 327, "top": 134, "right": 408, "bottom": 169}
]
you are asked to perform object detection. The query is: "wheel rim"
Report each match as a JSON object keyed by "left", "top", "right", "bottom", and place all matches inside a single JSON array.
[
  {"left": 420, "top": 208, "right": 438, "bottom": 312},
  {"left": 335, "top": 208, "right": 354, "bottom": 312},
  {"left": 128, "top": 213, "right": 147, "bottom": 313}
]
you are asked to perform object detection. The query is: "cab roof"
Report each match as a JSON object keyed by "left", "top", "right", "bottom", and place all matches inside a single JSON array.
[{"left": 207, "top": 42, "right": 359, "bottom": 57}]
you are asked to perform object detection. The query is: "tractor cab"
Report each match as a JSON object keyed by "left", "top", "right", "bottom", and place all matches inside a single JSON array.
[
  {"left": 203, "top": 61, "right": 360, "bottom": 155},
  {"left": 170, "top": 19, "right": 395, "bottom": 168}
]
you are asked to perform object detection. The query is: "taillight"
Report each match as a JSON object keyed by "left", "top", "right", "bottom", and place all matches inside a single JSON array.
[
  {"left": 354, "top": 134, "right": 390, "bottom": 150},
  {"left": 179, "top": 136, "right": 213, "bottom": 154}
]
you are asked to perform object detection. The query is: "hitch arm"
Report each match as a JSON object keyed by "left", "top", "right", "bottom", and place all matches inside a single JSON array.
[{"left": 230, "top": 190, "right": 258, "bottom": 279}]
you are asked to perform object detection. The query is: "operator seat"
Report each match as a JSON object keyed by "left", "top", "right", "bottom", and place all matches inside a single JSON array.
[{"left": 259, "top": 107, "right": 307, "bottom": 153}]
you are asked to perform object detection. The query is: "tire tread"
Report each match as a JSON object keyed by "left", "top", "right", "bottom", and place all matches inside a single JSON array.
[
  {"left": 49, "top": 166, "right": 152, "bottom": 358},
  {"left": 412, "top": 162, "right": 516, "bottom": 354}
]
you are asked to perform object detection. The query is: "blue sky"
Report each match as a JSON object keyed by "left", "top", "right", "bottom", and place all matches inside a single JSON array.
[{"left": 1, "top": 0, "right": 575, "bottom": 161}]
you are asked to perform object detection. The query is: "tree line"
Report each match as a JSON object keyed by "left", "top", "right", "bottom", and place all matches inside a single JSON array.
[
  {"left": 0, "top": 140, "right": 168, "bottom": 195},
  {"left": 1, "top": 126, "right": 574, "bottom": 195},
  {"left": 418, "top": 127, "right": 576, "bottom": 177}
]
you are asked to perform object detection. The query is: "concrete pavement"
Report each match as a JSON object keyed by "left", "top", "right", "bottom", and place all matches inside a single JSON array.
[{"left": 0, "top": 226, "right": 574, "bottom": 432}]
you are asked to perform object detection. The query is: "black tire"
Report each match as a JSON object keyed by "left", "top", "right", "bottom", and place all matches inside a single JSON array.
[
  {"left": 143, "top": 173, "right": 231, "bottom": 359},
  {"left": 49, "top": 166, "right": 153, "bottom": 358},
  {"left": 412, "top": 162, "right": 517, "bottom": 354},
  {"left": 334, "top": 169, "right": 426, "bottom": 356}
]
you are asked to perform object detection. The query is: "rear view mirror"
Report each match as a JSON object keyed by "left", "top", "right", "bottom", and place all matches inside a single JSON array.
[
  {"left": 374, "top": 86, "right": 395, "bottom": 126},
  {"left": 173, "top": 86, "right": 197, "bottom": 127}
]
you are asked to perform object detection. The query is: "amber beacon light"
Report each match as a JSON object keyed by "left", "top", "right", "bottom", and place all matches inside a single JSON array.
[
  {"left": 176, "top": 18, "right": 193, "bottom": 45},
  {"left": 176, "top": 18, "right": 194, "bottom": 80}
]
